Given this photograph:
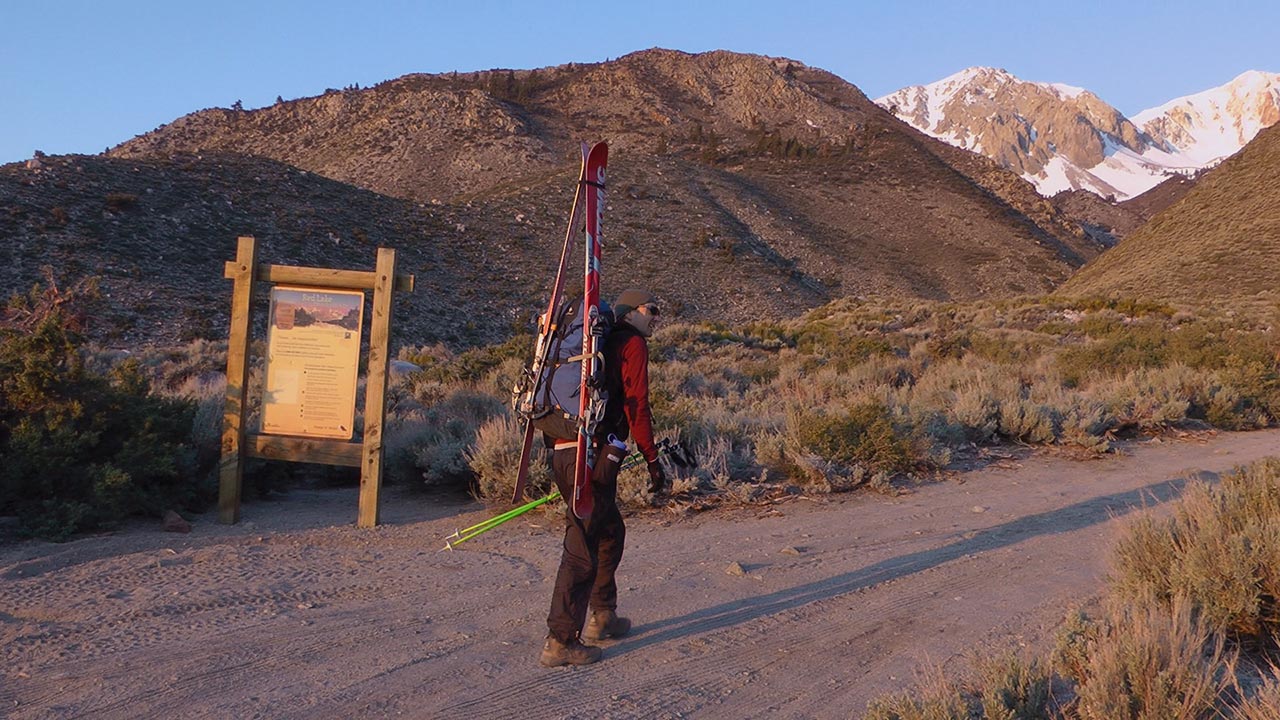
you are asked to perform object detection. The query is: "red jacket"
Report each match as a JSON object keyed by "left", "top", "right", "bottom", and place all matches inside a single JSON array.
[{"left": 603, "top": 324, "right": 658, "bottom": 463}]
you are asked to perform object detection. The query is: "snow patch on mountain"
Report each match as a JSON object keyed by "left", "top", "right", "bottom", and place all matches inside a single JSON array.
[
  {"left": 877, "top": 69, "right": 1280, "bottom": 200},
  {"left": 1134, "top": 70, "right": 1280, "bottom": 166},
  {"left": 1047, "top": 82, "right": 1087, "bottom": 100}
]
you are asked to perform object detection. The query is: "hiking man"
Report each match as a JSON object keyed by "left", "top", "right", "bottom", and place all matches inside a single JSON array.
[{"left": 540, "top": 288, "right": 667, "bottom": 667}]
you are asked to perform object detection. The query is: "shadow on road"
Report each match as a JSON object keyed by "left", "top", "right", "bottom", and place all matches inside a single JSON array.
[{"left": 614, "top": 470, "right": 1213, "bottom": 655}]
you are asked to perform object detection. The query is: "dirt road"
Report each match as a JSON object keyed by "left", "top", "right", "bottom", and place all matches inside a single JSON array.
[{"left": 3, "top": 429, "right": 1277, "bottom": 719}]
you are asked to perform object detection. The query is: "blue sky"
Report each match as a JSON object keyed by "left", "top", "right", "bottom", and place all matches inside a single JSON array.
[{"left": 3, "top": 0, "right": 1278, "bottom": 165}]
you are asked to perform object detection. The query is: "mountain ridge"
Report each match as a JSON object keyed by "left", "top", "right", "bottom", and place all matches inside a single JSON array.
[
  {"left": 5, "top": 49, "right": 1108, "bottom": 347},
  {"left": 877, "top": 67, "right": 1280, "bottom": 200}
]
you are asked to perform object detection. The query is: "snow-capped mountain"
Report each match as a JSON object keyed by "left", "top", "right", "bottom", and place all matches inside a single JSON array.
[{"left": 876, "top": 68, "right": 1280, "bottom": 200}]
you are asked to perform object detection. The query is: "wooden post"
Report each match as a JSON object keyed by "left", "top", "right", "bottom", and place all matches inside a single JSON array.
[
  {"left": 358, "top": 248, "right": 397, "bottom": 528},
  {"left": 218, "top": 239, "right": 412, "bottom": 527},
  {"left": 219, "top": 236, "right": 257, "bottom": 524}
]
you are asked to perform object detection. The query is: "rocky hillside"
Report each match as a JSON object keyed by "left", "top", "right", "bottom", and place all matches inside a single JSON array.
[
  {"left": 3, "top": 50, "right": 1108, "bottom": 348},
  {"left": 0, "top": 153, "right": 534, "bottom": 347},
  {"left": 1050, "top": 175, "right": 1198, "bottom": 247},
  {"left": 1060, "top": 123, "right": 1280, "bottom": 311},
  {"left": 1049, "top": 191, "right": 1144, "bottom": 248}
]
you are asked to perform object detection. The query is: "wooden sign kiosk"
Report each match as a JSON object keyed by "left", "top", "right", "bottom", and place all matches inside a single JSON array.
[{"left": 219, "top": 236, "right": 414, "bottom": 528}]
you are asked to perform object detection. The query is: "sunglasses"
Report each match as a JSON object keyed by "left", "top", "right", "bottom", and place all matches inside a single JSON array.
[{"left": 640, "top": 304, "right": 661, "bottom": 316}]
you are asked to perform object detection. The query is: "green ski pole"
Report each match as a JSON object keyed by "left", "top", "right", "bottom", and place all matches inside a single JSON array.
[
  {"left": 452, "top": 495, "right": 552, "bottom": 538},
  {"left": 444, "top": 491, "right": 561, "bottom": 550},
  {"left": 442, "top": 439, "right": 697, "bottom": 549},
  {"left": 445, "top": 450, "right": 644, "bottom": 543}
]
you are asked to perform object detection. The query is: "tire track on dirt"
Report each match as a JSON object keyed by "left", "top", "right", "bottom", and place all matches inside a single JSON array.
[
  {"left": 432, "top": 560, "right": 995, "bottom": 718},
  {"left": 13, "top": 604, "right": 456, "bottom": 720},
  {"left": 3, "top": 542, "right": 538, "bottom": 718},
  {"left": 5, "top": 431, "right": 1275, "bottom": 719},
  {"left": 425, "top": 469, "right": 1197, "bottom": 718}
]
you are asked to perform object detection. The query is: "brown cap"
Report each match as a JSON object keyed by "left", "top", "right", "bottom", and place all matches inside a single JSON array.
[{"left": 613, "top": 288, "right": 657, "bottom": 322}]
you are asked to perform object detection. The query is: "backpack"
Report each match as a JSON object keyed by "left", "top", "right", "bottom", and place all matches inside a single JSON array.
[{"left": 527, "top": 295, "right": 612, "bottom": 440}]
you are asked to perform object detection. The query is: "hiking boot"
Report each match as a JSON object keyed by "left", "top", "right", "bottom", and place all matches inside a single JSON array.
[
  {"left": 582, "top": 610, "right": 632, "bottom": 641},
  {"left": 539, "top": 635, "right": 603, "bottom": 667}
]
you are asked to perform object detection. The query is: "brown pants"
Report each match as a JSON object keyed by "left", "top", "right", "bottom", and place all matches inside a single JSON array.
[{"left": 546, "top": 442, "right": 626, "bottom": 643}]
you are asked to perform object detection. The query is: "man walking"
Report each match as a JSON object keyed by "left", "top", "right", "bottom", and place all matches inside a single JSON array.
[{"left": 540, "top": 288, "right": 667, "bottom": 667}]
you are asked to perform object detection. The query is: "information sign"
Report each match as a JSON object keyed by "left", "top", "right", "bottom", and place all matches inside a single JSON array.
[{"left": 261, "top": 286, "right": 365, "bottom": 439}]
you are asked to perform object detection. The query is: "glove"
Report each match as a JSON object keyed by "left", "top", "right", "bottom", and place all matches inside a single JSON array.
[
  {"left": 590, "top": 317, "right": 609, "bottom": 339},
  {"left": 647, "top": 460, "right": 668, "bottom": 494}
]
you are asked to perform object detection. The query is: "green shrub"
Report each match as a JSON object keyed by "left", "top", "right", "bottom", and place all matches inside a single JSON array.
[
  {"left": 786, "top": 402, "right": 914, "bottom": 477},
  {"left": 409, "top": 387, "right": 504, "bottom": 489},
  {"left": 381, "top": 299, "right": 1280, "bottom": 511},
  {"left": 1048, "top": 295, "right": 1176, "bottom": 318},
  {"left": 1, "top": 281, "right": 200, "bottom": 540},
  {"left": 863, "top": 660, "right": 972, "bottom": 720},
  {"left": 861, "top": 654, "right": 1053, "bottom": 720},
  {"left": 795, "top": 322, "right": 898, "bottom": 368},
  {"left": 863, "top": 691, "right": 970, "bottom": 720},
  {"left": 1053, "top": 608, "right": 1102, "bottom": 685},
  {"left": 926, "top": 330, "right": 972, "bottom": 360},
  {"left": 968, "top": 330, "right": 1050, "bottom": 365},
  {"left": 416, "top": 333, "right": 530, "bottom": 385},
  {"left": 466, "top": 414, "right": 551, "bottom": 501},
  {"left": 1213, "top": 356, "right": 1280, "bottom": 425},
  {"left": 1056, "top": 322, "right": 1173, "bottom": 387},
  {"left": 974, "top": 654, "right": 1053, "bottom": 720},
  {"left": 1075, "top": 310, "right": 1128, "bottom": 338},
  {"left": 1100, "top": 365, "right": 1195, "bottom": 431}
]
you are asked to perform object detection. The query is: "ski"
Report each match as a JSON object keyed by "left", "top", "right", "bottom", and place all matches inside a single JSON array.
[
  {"left": 510, "top": 143, "right": 590, "bottom": 504},
  {"left": 572, "top": 141, "right": 609, "bottom": 520}
]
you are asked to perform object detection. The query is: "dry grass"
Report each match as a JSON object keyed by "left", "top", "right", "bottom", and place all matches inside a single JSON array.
[
  {"left": 364, "top": 294, "right": 1280, "bottom": 504},
  {"left": 1110, "top": 458, "right": 1280, "bottom": 641},
  {"left": 1071, "top": 596, "right": 1235, "bottom": 720},
  {"left": 862, "top": 653, "right": 1054, "bottom": 720},
  {"left": 870, "top": 456, "right": 1280, "bottom": 718}
]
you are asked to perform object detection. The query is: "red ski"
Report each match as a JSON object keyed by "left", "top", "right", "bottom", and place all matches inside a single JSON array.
[
  {"left": 510, "top": 144, "right": 590, "bottom": 504},
  {"left": 572, "top": 142, "right": 608, "bottom": 519}
]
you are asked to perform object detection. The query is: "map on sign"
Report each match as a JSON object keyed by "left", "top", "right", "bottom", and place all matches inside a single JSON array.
[{"left": 261, "top": 286, "right": 365, "bottom": 440}]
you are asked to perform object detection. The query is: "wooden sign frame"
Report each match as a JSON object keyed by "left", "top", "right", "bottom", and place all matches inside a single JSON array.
[{"left": 218, "top": 236, "right": 414, "bottom": 528}]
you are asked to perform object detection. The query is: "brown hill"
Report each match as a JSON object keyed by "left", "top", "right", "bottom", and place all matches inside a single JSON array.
[
  {"left": 1048, "top": 174, "right": 1198, "bottom": 248},
  {"left": 1060, "top": 123, "right": 1280, "bottom": 310},
  {"left": 1050, "top": 190, "right": 1140, "bottom": 247},
  {"left": 4, "top": 50, "right": 1104, "bottom": 347},
  {"left": 1118, "top": 174, "right": 1198, "bottom": 219},
  {"left": 0, "top": 153, "right": 536, "bottom": 347}
]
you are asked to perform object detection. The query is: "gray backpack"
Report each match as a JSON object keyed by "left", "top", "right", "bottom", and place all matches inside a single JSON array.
[{"left": 530, "top": 296, "right": 612, "bottom": 440}]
